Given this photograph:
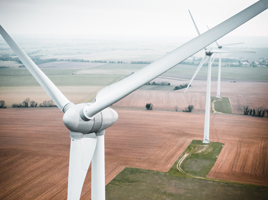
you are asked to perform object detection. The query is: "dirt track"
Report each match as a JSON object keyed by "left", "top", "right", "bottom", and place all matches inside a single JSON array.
[{"left": 0, "top": 108, "right": 267, "bottom": 199}]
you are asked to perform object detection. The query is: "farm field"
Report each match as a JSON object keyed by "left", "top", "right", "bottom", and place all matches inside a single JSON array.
[
  {"left": 0, "top": 86, "right": 103, "bottom": 107},
  {"left": 1, "top": 64, "right": 268, "bottom": 114},
  {"left": 113, "top": 80, "right": 268, "bottom": 114},
  {"left": 0, "top": 108, "right": 267, "bottom": 199},
  {"left": 1, "top": 30, "right": 268, "bottom": 200}
]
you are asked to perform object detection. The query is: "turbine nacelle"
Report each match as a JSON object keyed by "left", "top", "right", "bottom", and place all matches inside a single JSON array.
[{"left": 63, "top": 103, "right": 118, "bottom": 134}]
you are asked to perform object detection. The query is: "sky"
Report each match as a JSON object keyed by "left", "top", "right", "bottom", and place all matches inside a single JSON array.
[{"left": 0, "top": 0, "right": 268, "bottom": 40}]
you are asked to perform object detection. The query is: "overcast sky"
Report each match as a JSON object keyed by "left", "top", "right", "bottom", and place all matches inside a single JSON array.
[{"left": 0, "top": 0, "right": 267, "bottom": 39}]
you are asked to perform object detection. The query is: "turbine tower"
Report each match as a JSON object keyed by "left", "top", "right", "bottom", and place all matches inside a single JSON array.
[{"left": 1, "top": 0, "right": 267, "bottom": 199}]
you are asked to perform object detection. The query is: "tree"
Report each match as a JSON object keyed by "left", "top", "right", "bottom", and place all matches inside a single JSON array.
[
  {"left": 252, "top": 109, "right": 256, "bottom": 116},
  {"left": 244, "top": 106, "right": 249, "bottom": 115},
  {"left": 183, "top": 105, "right": 194, "bottom": 112},
  {"left": 12, "top": 103, "right": 20, "bottom": 108},
  {"left": 261, "top": 109, "right": 265, "bottom": 117},
  {"left": 22, "top": 98, "right": 30, "bottom": 107},
  {"left": 39, "top": 100, "right": 56, "bottom": 107},
  {"left": 174, "top": 83, "right": 189, "bottom": 90},
  {"left": 0, "top": 100, "right": 6, "bottom": 108},
  {"left": 145, "top": 103, "right": 153, "bottom": 110},
  {"left": 30, "top": 101, "right": 38, "bottom": 107}
]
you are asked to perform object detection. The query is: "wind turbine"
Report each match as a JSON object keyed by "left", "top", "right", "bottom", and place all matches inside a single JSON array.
[
  {"left": 185, "top": 10, "right": 254, "bottom": 143},
  {"left": 1, "top": 0, "right": 267, "bottom": 199},
  {"left": 206, "top": 25, "right": 245, "bottom": 98},
  {"left": 188, "top": 10, "right": 251, "bottom": 98}
]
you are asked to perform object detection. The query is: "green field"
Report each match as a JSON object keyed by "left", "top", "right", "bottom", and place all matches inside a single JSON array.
[
  {"left": 211, "top": 97, "right": 232, "bottom": 114},
  {"left": 0, "top": 68, "right": 126, "bottom": 87},
  {"left": 106, "top": 140, "right": 268, "bottom": 200},
  {"left": 86, "top": 63, "right": 268, "bottom": 82},
  {"left": 169, "top": 140, "right": 224, "bottom": 178},
  {"left": 1, "top": 63, "right": 268, "bottom": 89},
  {"left": 0, "top": 64, "right": 268, "bottom": 90}
]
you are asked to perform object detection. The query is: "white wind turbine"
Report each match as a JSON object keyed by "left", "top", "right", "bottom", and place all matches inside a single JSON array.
[
  {"left": 206, "top": 26, "right": 244, "bottom": 98},
  {"left": 1, "top": 1, "right": 267, "bottom": 199},
  {"left": 188, "top": 10, "right": 252, "bottom": 98},
  {"left": 185, "top": 10, "right": 254, "bottom": 143}
]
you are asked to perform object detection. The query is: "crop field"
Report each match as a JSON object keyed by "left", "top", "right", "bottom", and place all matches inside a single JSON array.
[
  {"left": 1, "top": 63, "right": 268, "bottom": 113},
  {"left": 106, "top": 168, "right": 268, "bottom": 200},
  {"left": 1, "top": 35, "right": 268, "bottom": 199},
  {"left": 75, "top": 63, "right": 145, "bottom": 75},
  {"left": 113, "top": 80, "right": 268, "bottom": 114},
  {"left": 166, "top": 64, "right": 268, "bottom": 81},
  {"left": 113, "top": 89, "right": 207, "bottom": 112},
  {"left": 42, "top": 49, "right": 165, "bottom": 62},
  {"left": 39, "top": 61, "right": 104, "bottom": 69},
  {"left": 0, "top": 86, "right": 103, "bottom": 107},
  {"left": 0, "top": 68, "right": 126, "bottom": 87},
  {"left": 0, "top": 108, "right": 267, "bottom": 199},
  {"left": 0, "top": 66, "right": 127, "bottom": 106}
]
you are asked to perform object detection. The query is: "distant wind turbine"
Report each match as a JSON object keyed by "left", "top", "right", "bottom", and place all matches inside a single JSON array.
[
  {"left": 206, "top": 25, "right": 245, "bottom": 98},
  {"left": 188, "top": 10, "right": 254, "bottom": 98},
  {"left": 186, "top": 10, "right": 254, "bottom": 143}
]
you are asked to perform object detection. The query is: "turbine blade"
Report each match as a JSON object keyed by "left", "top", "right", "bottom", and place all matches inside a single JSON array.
[
  {"left": 211, "top": 53, "right": 217, "bottom": 65},
  {"left": 82, "top": 0, "right": 268, "bottom": 119},
  {"left": 210, "top": 49, "right": 255, "bottom": 53},
  {"left": 206, "top": 25, "right": 221, "bottom": 48},
  {"left": 0, "top": 26, "right": 70, "bottom": 111},
  {"left": 68, "top": 133, "right": 97, "bottom": 200},
  {"left": 222, "top": 42, "right": 244, "bottom": 47},
  {"left": 184, "top": 55, "right": 209, "bottom": 93},
  {"left": 188, "top": 10, "right": 201, "bottom": 36}
]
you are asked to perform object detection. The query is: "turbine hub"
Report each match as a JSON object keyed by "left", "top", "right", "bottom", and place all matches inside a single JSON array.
[{"left": 63, "top": 103, "right": 118, "bottom": 134}]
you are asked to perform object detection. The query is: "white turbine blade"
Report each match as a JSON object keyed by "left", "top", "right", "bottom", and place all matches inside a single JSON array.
[
  {"left": 206, "top": 25, "right": 221, "bottom": 48},
  {"left": 210, "top": 49, "right": 255, "bottom": 53},
  {"left": 91, "top": 131, "right": 105, "bottom": 200},
  {"left": 210, "top": 53, "right": 217, "bottom": 65},
  {"left": 188, "top": 10, "right": 201, "bottom": 36},
  {"left": 82, "top": 0, "right": 268, "bottom": 119},
  {"left": 68, "top": 133, "right": 97, "bottom": 200},
  {"left": 0, "top": 25, "right": 70, "bottom": 111},
  {"left": 222, "top": 42, "right": 244, "bottom": 47},
  {"left": 184, "top": 55, "right": 209, "bottom": 93}
]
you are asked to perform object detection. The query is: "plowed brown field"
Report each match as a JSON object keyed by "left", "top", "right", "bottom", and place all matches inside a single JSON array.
[
  {"left": 113, "top": 80, "right": 268, "bottom": 114},
  {"left": 0, "top": 108, "right": 267, "bottom": 199}
]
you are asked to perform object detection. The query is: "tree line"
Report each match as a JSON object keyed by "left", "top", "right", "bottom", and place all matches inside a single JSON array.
[
  {"left": 145, "top": 81, "right": 170, "bottom": 86},
  {"left": 244, "top": 106, "right": 268, "bottom": 117},
  {"left": 146, "top": 103, "right": 194, "bottom": 112},
  {"left": 11, "top": 98, "right": 56, "bottom": 108},
  {"left": 174, "top": 83, "right": 190, "bottom": 90}
]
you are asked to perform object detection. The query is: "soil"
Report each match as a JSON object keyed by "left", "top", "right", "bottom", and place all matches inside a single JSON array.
[
  {"left": 113, "top": 80, "right": 268, "bottom": 114},
  {"left": 0, "top": 108, "right": 267, "bottom": 199}
]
